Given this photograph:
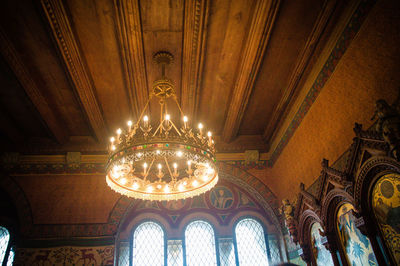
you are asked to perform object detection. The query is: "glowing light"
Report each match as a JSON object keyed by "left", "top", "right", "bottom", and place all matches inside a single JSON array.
[
  {"left": 143, "top": 162, "right": 148, "bottom": 168},
  {"left": 164, "top": 185, "right": 170, "bottom": 193},
  {"left": 157, "top": 184, "right": 162, "bottom": 189},
  {"left": 127, "top": 120, "right": 133, "bottom": 126},
  {"left": 173, "top": 163, "right": 177, "bottom": 169},
  {"left": 198, "top": 123, "right": 203, "bottom": 129},
  {"left": 156, "top": 150, "right": 161, "bottom": 154},
  {"left": 158, "top": 164, "right": 162, "bottom": 169},
  {"left": 143, "top": 115, "right": 149, "bottom": 121},
  {"left": 177, "top": 151, "right": 183, "bottom": 157},
  {"left": 183, "top": 116, "right": 188, "bottom": 122},
  {"left": 147, "top": 186, "right": 154, "bottom": 192},
  {"left": 116, "top": 128, "right": 122, "bottom": 135},
  {"left": 110, "top": 137, "right": 115, "bottom": 143},
  {"left": 132, "top": 182, "right": 139, "bottom": 189},
  {"left": 120, "top": 178, "right": 127, "bottom": 185},
  {"left": 165, "top": 114, "right": 171, "bottom": 120},
  {"left": 192, "top": 180, "right": 199, "bottom": 187},
  {"left": 207, "top": 131, "right": 212, "bottom": 137},
  {"left": 187, "top": 161, "right": 192, "bottom": 166},
  {"left": 178, "top": 184, "right": 184, "bottom": 191},
  {"left": 111, "top": 145, "right": 116, "bottom": 151}
]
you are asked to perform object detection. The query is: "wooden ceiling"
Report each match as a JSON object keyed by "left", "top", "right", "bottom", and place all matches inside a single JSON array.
[{"left": 0, "top": 0, "right": 349, "bottom": 154}]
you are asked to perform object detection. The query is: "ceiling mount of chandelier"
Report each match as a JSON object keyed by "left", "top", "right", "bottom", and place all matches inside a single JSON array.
[{"left": 106, "top": 51, "right": 218, "bottom": 201}]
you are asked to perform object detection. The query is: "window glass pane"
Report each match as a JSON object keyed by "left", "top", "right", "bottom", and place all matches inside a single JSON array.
[
  {"left": 118, "top": 241, "right": 129, "bottom": 266},
  {"left": 185, "top": 220, "right": 217, "bottom": 266},
  {"left": 7, "top": 247, "right": 14, "bottom": 266},
  {"left": 0, "top": 227, "right": 10, "bottom": 265},
  {"left": 219, "top": 238, "right": 235, "bottom": 266},
  {"left": 235, "top": 218, "right": 268, "bottom": 266},
  {"left": 268, "top": 235, "right": 281, "bottom": 265},
  {"left": 133, "top": 222, "right": 164, "bottom": 266},
  {"left": 167, "top": 239, "right": 183, "bottom": 266}
]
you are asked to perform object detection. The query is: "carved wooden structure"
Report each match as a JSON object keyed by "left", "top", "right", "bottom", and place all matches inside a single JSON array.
[{"left": 293, "top": 122, "right": 400, "bottom": 265}]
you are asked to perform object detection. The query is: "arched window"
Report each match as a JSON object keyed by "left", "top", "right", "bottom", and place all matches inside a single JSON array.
[
  {"left": 132, "top": 221, "right": 165, "bottom": 266},
  {"left": 0, "top": 226, "right": 10, "bottom": 265},
  {"left": 185, "top": 220, "right": 217, "bottom": 266},
  {"left": 235, "top": 218, "right": 268, "bottom": 266}
]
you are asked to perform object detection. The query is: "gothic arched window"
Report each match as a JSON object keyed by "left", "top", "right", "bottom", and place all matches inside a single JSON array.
[
  {"left": 132, "top": 221, "right": 165, "bottom": 266},
  {"left": 185, "top": 220, "right": 217, "bottom": 266},
  {"left": 235, "top": 218, "right": 268, "bottom": 266},
  {"left": 0, "top": 226, "right": 10, "bottom": 265}
]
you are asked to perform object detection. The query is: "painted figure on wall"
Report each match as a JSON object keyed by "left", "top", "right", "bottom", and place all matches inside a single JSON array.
[
  {"left": 336, "top": 203, "right": 377, "bottom": 265},
  {"left": 372, "top": 173, "right": 400, "bottom": 264},
  {"left": 310, "top": 222, "right": 334, "bottom": 266},
  {"left": 210, "top": 186, "right": 233, "bottom": 209}
]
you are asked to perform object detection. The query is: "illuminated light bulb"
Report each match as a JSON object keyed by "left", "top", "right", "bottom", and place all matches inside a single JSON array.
[
  {"left": 158, "top": 164, "right": 162, "bottom": 169},
  {"left": 127, "top": 120, "right": 132, "bottom": 126},
  {"left": 132, "top": 182, "right": 139, "bottom": 190},
  {"left": 111, "top": 145, "right": 116, "bottom": 151},
  {"left": 114, "top": 172, "right": 120, "bottom": 179},
  {"left": 178, "top": 184, "right": 184, "bottom": 191},
  {"left": 137, "top": 153, "right": 142, "bottom": 158},
  {"left": 143, "top": 162, "right": 148, "bottom": 168},
  {"left": 113, "top": 165, "right": 119, "bottom": 172},
  {"left": 183, "top": 181, "right": 187, "bottom": 186},
  {"left": 120, "top": 178, "right": 127, "bottom": 185},
  {"left": 192, "top": 180, "right": 199, "bottom": 187},
  {"left": 147, "top": 186, "right": 154, "bottom": 192},
  {"left": 207, "top": 168, "right": 214, "bottom": 174},
  {"left": 110, "top": 137, "right": 115, "bottom": 143},
  {"left": 198, "top": 123, "right": 203, "bottom": 129},
  {"left": 156, "top": 150, "right": 161, "bottom": 154},
  {"left": 116, "top": 128, "right": 122, "bottom": 135},
  {"left": 121, "top": 158, "right": 125, "bottom": 164},
  {"left": 157, "top": 184, "right": 162, "bottom": 189},
  {"left": 165, "top": 114, "right": 170, "bottom": 120},
  {"left": 207, "top": 131, "right": 212, "bottom": 137},
  {"left": 173, "top": 163, "right": 177, "bottom": 169},
  {"left": 164, "top": 185, "right": 170, "bottom": 192},
  {"left": 183, "top": 116, "right": 188, "bottom": 122},
  {"left": 177, "top": 151, "right": 183, "bottom": 157},
  {"left": 143, "top": 115, "right": 149, "bottom": 121},
  {"left": 187, "top": 160, "right": 191, "bottom": 166}
]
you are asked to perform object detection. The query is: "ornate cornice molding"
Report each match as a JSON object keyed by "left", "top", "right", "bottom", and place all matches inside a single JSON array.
[
  {"left": 222, "top": 0, "right": 281, "bottom": 142},
  {"left": 180, "top": 0, "right": 209, "bottom": 120},
  {"left": 40, "top": 0, "right": 107, "bottom": 141},
  {"left": 268, "top": 0, "right": 377, "bottom": 166},
  {"left": 114, "top": 0, "right": 149, "bottom": 118},
  {"left": 263, "top": 0, "right": 339, "bottom": 146},
  {"left": 0, "top": 29, "right": 68, "bottom": 144}
]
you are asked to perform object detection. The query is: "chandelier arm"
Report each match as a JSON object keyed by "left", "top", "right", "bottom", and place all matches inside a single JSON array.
[
  {"left": 172, "top": 95, "right": 185, "bottom": 118},
  {"left": 163, "top": 156, "right": 174, "bottom": 182},
  {"left": 135, "top": 93, "right": 153, "bottom": 128},
  {"left": 152, "top": 119, "right": 165, "bottom": 137},
  {"left": 143, "top": 157, "right": 155, "bottom": 181},
  {"left": 168, "top": 120, "right": 182, "bottom": 137}
]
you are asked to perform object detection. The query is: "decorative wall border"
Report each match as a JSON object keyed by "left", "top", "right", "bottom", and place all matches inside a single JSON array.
[{"left": 268, "top": 0, "right": 377, "bottom": 166}]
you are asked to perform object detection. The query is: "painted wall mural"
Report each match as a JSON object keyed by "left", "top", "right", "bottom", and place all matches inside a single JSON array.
[
  {"left": 310, "top": 222, "right": 334, "bottom": 266},
  {"left": 372, "top": 173, "right": 400, "bottom": 264},
  {"left": 209, "top": 186, "right": 234, "bottom": 209},
  {"left": 336, "top": 203, "right": 377, "bottom": 265},
  {"left": 283, "top": 233, "right": 306, "bottom": 266},
  {"left": 13, "top": 245, "right": 114, "bottom": 266}
]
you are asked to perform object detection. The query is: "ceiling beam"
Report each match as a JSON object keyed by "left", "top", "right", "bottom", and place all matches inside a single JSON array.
[
  {"left": 114, "top": 0, "right": 149, "bottom": 119},
  {"left": 180, "top": 0, "right": 209, "bottom": 119},
  {"left": 40, "top": 0, "right": 107, "bottom": 141},
  {"left": 262, "top": 0, "right": 339, "bottom": 147},
  {"left": 0, "top": 29, "right": 68, "bottom": 144},
  {"left": 222, "top": 0, "right": 281, "bottom": 142}
]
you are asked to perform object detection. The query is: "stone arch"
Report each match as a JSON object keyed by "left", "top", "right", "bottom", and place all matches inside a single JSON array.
[{"left": 0, "top": 173, "right": 32, "bottom": 236}]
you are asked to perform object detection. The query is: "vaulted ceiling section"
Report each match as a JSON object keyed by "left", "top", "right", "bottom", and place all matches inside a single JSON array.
[{"left": 0, "top": 0, "right": 352, "bottom": 158}]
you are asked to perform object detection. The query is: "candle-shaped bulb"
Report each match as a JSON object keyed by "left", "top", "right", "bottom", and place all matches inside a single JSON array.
[
  {"left": 116, "top": 128, "right": 122, "bottom": 135},
  {"left": 198, "top": 123, "right": 203, "bottom": 129},
  {"left": 143, "top": 162, "right": 148, "bottom": 168},
  {"left": 207, "top": 131, "right": 212, "bottom": 143},
  {"left": 143, "top": 115, "right": 149, "bottom": 122},
  {"left": 183, "top": 116, "right": 188, "bottom": 122},
  {"left": 173, "top": 163, "right": 177, "bottom": 169},
  {"left": 207, "top": 131, "right": 212, "bottom": 137},
  {"left": 158, "top": 164, "right": 162, "bottom": 170},
  {"left": 177, "top": 151, "right": 183, "bottom": 157},
  {"left": 165, "top": 114, "right": 170, "bottom": 120},
  {"left": 187, "top": 160, "right": 191, "bottom": 166},
  {"left": 127, "top": 120, "right": 132, "bottom": 127},
  {"left": 110, "top": 137, "right": 115, "bottom": 143},
  {"left": 111, "top": 145, "right": 116, "bottom": 151}
]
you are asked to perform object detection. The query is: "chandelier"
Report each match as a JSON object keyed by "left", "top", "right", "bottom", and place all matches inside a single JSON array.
[{"left": 106, "top": 52, "right": 218, "bottom": 201}]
